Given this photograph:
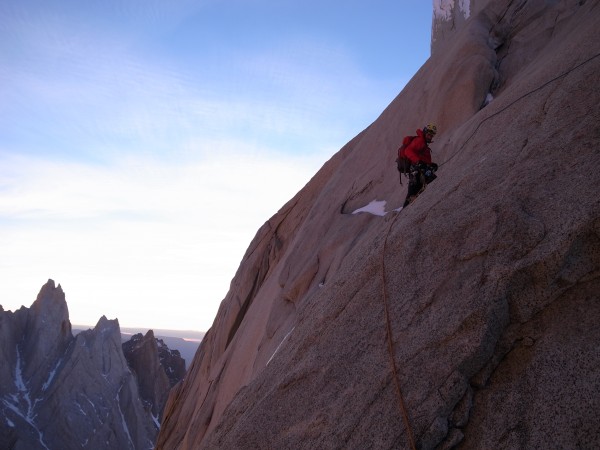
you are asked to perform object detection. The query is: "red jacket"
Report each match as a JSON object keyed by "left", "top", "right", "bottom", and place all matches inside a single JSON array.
[{"left": 403, "top": 129, "right": 432, "bottom": 164}]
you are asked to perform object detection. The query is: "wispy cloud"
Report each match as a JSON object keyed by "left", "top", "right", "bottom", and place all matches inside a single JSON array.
[
  {"left": 0, "top": 149, "right": 323, "bottom": 329},
  {"left": 2, "top": 0, "right": 401, "bottom": 161},
  {"left": 0, "top": 0, "right": 410, "bottom": 331}
]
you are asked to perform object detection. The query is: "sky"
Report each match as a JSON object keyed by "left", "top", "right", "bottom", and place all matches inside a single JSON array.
[{"left": 0, "top": 0, "right": 432, "bottom": 332}]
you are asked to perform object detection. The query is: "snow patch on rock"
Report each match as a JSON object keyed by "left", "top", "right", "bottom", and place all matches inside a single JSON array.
[
  {"left": 459, "top": 0, "right": 470, "bottom": 19},
  {"left": 433, "top": 0, "right": 470, "bottom": 21},
  {"left": 433, "top": 0, "right": 455, "bottom": 21},
  {"left": 352, "top": 199, "right": 388, "bottom": 216}
]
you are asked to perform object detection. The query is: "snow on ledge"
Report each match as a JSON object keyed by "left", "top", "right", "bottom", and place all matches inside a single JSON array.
[
  {"left": 351, "top": 200, "right": 402, "bottom": 216},
  {"left": 267, "top": 327, "right": 295, "bottom": 366},
  {"left": 459, "top": 0, "right": 471, "bottom": 19},
  {"left": 352, "top": 200, "right": 387, "bottom": 216},
  {"left": 483, "top": 92, "right": 494, "bottom": 107}
]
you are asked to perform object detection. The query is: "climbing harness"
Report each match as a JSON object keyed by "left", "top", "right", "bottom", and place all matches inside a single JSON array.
[{"left": 403, "top": 165, "right": 436, "bottom": 207}]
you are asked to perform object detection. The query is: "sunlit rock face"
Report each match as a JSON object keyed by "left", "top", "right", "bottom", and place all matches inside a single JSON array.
[
  {"left": 0, "top": 280, "right": 157, "bottom": 450},
  {"left": 157, "top": 1, "right": 600, "bottom": 449}
]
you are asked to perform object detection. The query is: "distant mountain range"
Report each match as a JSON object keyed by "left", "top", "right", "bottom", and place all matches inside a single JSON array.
[
  {"left": 73, "top": 325, "right": 204, "bottom": 367},
  {"left": 1, "top": 280, "right": 189, "bottom": 450}
]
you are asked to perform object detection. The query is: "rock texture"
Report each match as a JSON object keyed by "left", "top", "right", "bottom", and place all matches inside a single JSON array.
[
  {"left": 0, "top": 280, "right": 161, "bottom": 450},
  {"left": 432, "top": 0, "right": 474, "bottom": 54},
  {"left": 156, "top": 338, "right": 187, "bottom": 388},
  {"left": 122, "top": 331, "right": 186, "bottom": 419},
  {"left": 157, "top": 1, "right": 600, "bottom": 449}
]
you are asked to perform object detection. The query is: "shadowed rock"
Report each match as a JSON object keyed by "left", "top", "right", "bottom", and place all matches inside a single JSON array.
[
  {"left": 0, "top": 280, "right": 157, "bottom": 450},
  {"left": 122, "top": 330, "right": 186, "bottom": 420}
]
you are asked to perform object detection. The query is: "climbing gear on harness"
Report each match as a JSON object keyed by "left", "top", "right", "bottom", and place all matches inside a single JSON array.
[{"left": 403, "top": 163, "right": 438, "bottom": 207}]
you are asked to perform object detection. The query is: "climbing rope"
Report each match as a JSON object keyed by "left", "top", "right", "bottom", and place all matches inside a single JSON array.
[
  {"left": 381, "top": 213, "right": 417, "bottom": 450},
  {"left": 439, "top": 51, "right": 600, "bottom": 167},
  {"left": 379, "top": 50, "right": 600, "bottom": 450}
]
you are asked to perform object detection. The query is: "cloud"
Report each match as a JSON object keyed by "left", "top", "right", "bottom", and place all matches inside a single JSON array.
[
  {"left": 1, "top": 0, "right": 401, "bottom": 162},
  {"left": 0, "top": 149, "right": 325, "bottom": 330},
  {"left": 0, "top": 0, "right": 409, "bottom": 331}
]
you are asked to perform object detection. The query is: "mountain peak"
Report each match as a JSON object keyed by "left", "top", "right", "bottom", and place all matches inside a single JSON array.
[{"left": 0, "top": 281, "right": 179, "bottom": 449}]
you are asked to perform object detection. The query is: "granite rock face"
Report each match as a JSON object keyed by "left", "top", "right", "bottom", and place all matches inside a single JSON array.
[
  {"left": 156, "top": 338, "right": 186, "bottom": 388},
  {"left": 122, "top": 330, "right": 186, "bottom": 420},
  {"left": 158, "top": 1, "right": 600, "bottom": 449},
  {"left": 0, "top": 280, "right": 157, "bottom": 450}
]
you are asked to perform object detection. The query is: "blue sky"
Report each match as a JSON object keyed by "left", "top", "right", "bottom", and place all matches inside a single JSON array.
[{"left": 0, "top": 0, "right": 432, "bottom": 332}]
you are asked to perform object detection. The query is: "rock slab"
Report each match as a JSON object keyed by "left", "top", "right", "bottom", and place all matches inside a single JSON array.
[{"left": 157, "top": 1, "right": 600, "bottom": 448}]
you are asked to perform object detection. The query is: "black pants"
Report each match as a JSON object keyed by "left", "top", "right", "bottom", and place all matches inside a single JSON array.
[{"left": 402, "top": 170, "right": 436, "bottom": 207}]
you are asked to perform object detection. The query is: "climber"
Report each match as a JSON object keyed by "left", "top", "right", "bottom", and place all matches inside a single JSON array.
[{"left": 400, "top": 123, "right": 439, "bottom": 207}]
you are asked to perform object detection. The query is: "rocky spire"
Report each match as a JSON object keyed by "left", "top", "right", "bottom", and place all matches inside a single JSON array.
[
  {"left": 0, "top": 281, "right": 165, "bottom": 449},
  {"left": 21, "top": 280, "right": 72, "bottom": 388},
  {"left": 122, "top": 330, "right": 172, "bottom": 419}
]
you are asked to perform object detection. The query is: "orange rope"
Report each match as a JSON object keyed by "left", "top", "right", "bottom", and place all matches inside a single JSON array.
[{"left": 381, "top": 212, "right": 417, "bottom": 450}]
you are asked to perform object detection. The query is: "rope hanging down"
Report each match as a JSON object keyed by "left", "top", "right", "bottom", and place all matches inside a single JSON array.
[
  {"left": 381, "top": 213, "right": 417, "bottom": 450},
  {"left": 378, "top": 50, "right": 600, "bottom": 450}
]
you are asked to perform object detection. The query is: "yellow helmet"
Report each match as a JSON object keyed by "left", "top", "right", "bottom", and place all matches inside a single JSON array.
[{"left": 424, "top": 123, "right": 437, "bottom": 135}]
